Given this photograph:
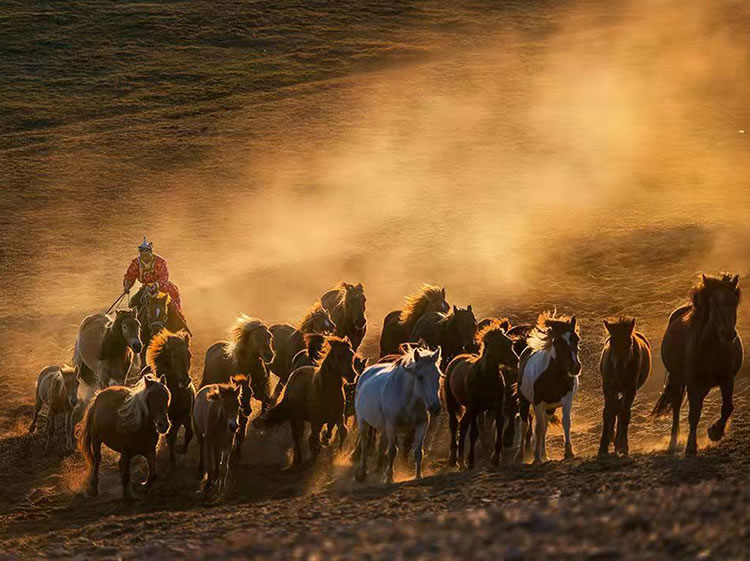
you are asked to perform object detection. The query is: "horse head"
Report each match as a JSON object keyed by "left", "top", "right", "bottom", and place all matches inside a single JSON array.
[
  {"left": 144, "top": 374, "right": 171, "bottom": 434},
  {"left": 61, "top": 365, "right": 80, "bottom": 409},
  {"left": 207, "top": 382, "right": 242, "bottom": 434},
  {"left": 451, "top": 305, "right": 478, "bottom": 349},
  {"left": 344, "top": 282, "right": 367, "bottom": 330},
  {"left": 409, "top": 347, "right": 443, "bottom": 416},
  {"left": 145, "top": 292, "right": 171, "bottom": 332},
  {"left": 550, "top": 316, "right": 581, "bottom": 377},
  {"left": 692, "top": 273, "right": 741, "bottom": 344},
  {"left": 428, "top": 287, "right": 450, "bottom": 314},
  {"left": 478, "top": 320, "right": 519, "bottom": 370},
  {"left": 114, "top": 308, "right": 143, "bottom": 354},
  {"left": 604, "top": 317, "right": 636, "bottom": 370},
  {"left": 320, "top": 336, "right": 357, "bottom": 384},
  {"left": 230, "top": 375, "right": 253, "bottom": 417},
  {"left": 308, "top": 306, "right": 336, "bottom": 335}
]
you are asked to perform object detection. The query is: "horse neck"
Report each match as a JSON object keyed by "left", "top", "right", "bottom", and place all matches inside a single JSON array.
[
  {"left": 478, "top": 348, "right": 502, "bottom": 374},
  {"left": 316, "top": 356, "right": 345, "bottom": 387},
  {"left": 101, "top": 320, "right": 128, "bottom": 359}
]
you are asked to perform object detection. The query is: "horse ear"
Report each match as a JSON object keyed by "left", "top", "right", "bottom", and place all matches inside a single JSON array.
[
  {"left": 702, "top": 273, "right": 708, "bottom": 284},
  {"left": 570, "top": 316, "right": 577, "bottom": 330},
  {"left": 232, "top": 384, "right": 241, "bottom": 397},
  {"left": 441, "top": 288, "right": 446, "bottom": 299},
  {"left": 159, "top": 374, "right": 167, "bottom": 386},
  {"left": 356, "top": 282, "right": 363, "bottom": 290},
  {"left": 603, "top": 320, "right": 612, "bottom": 333},
  {"left": 467, "top": 304, "right": 472, "bottom": 313},
  {"left": 434, "top": 347, "right": 442, "bottom": 364},
  {"left": 500, "top": 319, "right": 510, "bottom": 331},
  {"left": 453, "top": 304, "right": 458, "bottom": 313},
  {"left": 731, "top": 274, "right": 740, "bottom": 289},
  {"left": 207, "top": 388, "right": 220, "bottom": 401},
  {"left": 344, "top": 282, "right": 354, "bottom": 290},
  {"left": 183, "top": 332, "right": 191, "bottom": 345},
  {"left": 363, "top": 357, "right": 369, "bottom": 367},
  {"left": 144, "top": 375, "right": 156, "bottom": 387},
  {"left": 414, "top": 348, "right": 422, "bottom": 361},
  {"left": 629, "top": 318, "right": 636, "bottom": 332}
]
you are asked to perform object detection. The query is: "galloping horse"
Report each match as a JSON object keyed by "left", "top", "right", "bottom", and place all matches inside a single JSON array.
[
  {"left": 146, "top": 329, "right": 195, "bottom": 467},
  {"left": 202, "top": 315, "right": 274, "bottom": 458},
  {"left": 78, "top": 374, "right": 171, "bottom": 499},
  {"left": 516, "top": 312, "right": 581, "bottom": 464},
  {"left": 379, "top": 285, "right": 449, "bottom": 357},
  {"left": 354, "top": 347, "right": 443, "bottom": 484},
  {"left": 29, "top": 365, "right": 80, "bottom": 452},
  {"left": 74, "top": 309, "right": 142, "bottom": 406},
  {"left": 599, "top": 318, "right": 651, "bottom": 457},
  {"left": 444, "top": 320, "right": 518, "bottom": 468},
  {"left": 320, "top": 282, "right": 367, "bottom": 351},
  {"left": 269, "top": 303, "right": 335, "bottom": 401},
  {"left": 136, "top": 291, "right": 191, "bottom": 366},
  {"left": 412, "top": 305, "right": 477, "bottom": 367},
  {"left": 263, "top": 336, "right": 357, "bottom": 468},
  {"left": 652, "top": 274, "right": 743, "bottom": 455}
]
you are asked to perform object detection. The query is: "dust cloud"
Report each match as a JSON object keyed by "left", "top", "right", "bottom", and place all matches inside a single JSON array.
[{"left": 2, "top": 0, "right": 750, "bottom": 416}]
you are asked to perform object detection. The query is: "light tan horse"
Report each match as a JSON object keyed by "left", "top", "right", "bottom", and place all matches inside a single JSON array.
[
  {"left": 192, "top": 380, "right": 242, "bottom": 493},
  {"left": 73, "top": 309, "right": 142, "bottom": 406},
  {"left": 29, "top": 365, "right": 80, "bottom": 451},
  {"left": 78, "top": 374, "right": 170, "bottom": 499}
]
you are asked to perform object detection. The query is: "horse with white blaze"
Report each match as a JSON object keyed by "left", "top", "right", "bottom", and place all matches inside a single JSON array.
[
  {"left": 516, "top": 312, "right": 581, "bottom": 464},
  {"left": 354, "top": 347, "right": 442, "bottom": 484}
]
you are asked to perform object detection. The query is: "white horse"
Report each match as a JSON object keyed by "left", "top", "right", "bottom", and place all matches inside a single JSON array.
[
  {"left": 29, "top": 364, "right": 80, "bottom": 451},
  {"left": 354, "top": 347, "right": 442, "bottom": 484},
  {"left": 73, "top": 309, "right": 142, "bottom": 408},
  {"left": 516, "top": 313, "right": 581, "bottom": 464}
]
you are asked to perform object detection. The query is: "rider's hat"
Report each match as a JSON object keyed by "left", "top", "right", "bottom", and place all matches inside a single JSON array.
[{"left": 138, "top": 237, "right": 153, "bottom": 252}]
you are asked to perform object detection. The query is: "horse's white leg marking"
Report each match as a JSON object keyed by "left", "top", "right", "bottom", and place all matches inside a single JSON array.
[
  {"left": 413, "top": 419, "right": 429, "bottom": 480},
  {"left": 533, "top": 405, "right": 546, "bottom": 464},
  {"left": 562, "top": 393, "right": 575, "bottom": 459},
  {"left": 383, "top": 420, "right": 397, "bottom": 484},
  {"left": 517, "top": 415, "right": 529, "bottom": 463},
  {"left": 355, "top": 417, "right": 369, "bottom": 482}
]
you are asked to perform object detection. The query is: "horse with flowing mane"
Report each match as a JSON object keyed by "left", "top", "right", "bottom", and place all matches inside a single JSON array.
[
  {"left": 411, "top": 305, "right": 477, "bottom": 367},
  {"left": 136, "top": 290, "right": 191, "bottom": 366},
  {"left": 269, "top": 303, "right": 335, "bottom": 401},
  {"left": 320, "top": 282, "right": 367, "bottom": 351},
  {"left": 78, "top": 374, "right": 171, "bottom": 499},
  {"left": 201, "top": 315, "right": 274, "bottom": 458},
  {"left": 652, "top": 273, "right": 743, "bottom": 455},
  {"left": 516, "top": 312, "right": 581, "bottom": 464},
  {"left": 379, "top": 284, "right": 449, "bottom": 357},
  {"left": 74, "top": 309, "right": 142, "bottom": 407},
  {"left": 146, "top": 329, "right": 195, "bottom": 467}
]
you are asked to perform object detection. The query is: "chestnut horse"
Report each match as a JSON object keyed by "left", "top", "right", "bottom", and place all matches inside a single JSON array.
[
  {"left": 320, "top": 282, "right": 367, "bottom": 351},
  {"left": 652, "top": 274, "right": 743, "bottom": 455},
  {"left": 379, "top": 284, "right": 449, "bottom": 357}
]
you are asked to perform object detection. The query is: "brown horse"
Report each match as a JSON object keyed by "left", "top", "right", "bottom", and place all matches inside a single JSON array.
[
  {"left": 146, "top": 329, "right": 195, "bottom": 467},
  {"left": 193, "top": 380, "right": 242, "bottom": 493},
  {"left": 291, "top": 333, "right": 327, "bottom": 371},
  {"left": 320, "top": 282, "right": 367, "bottom": 351},
  {"left": 269, "top": 303, "right": 335, "bottom": 401},
  {"left": 74, "top": 309, "right": 142, "bottom": 406},
  {"left": 136, "top": 291, "right": 191, "bottom": 366},
  {"left": 29, "top": 364, "right": 80, "bottom": 451},
  {"left": 78, "top": 374, "right": 170, "bottom": 499},
  {"left": 379, "top": 285, "right": 450, "bottom": 357},
  {"left": 202, "top": 315, "right": 274, "bottom": 455},
  {"left": 652, "top": 274, "right": 743, "bottom": 455},
  {"left": 411, "top": 305, "right": 477, "bottom": 367},
  {"left": 598, "top": 318, "right": 651, "bottom": 457},
  {"left": 263, "top": 336, "right": 357, "bottom": 467},
  {"left": 444, "top": 320, "right": 518, "bottom": 468}
]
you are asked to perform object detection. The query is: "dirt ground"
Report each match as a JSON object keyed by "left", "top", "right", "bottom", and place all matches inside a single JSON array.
[{"left": 1, "top": 378, "right": 748, "bottom": 560}]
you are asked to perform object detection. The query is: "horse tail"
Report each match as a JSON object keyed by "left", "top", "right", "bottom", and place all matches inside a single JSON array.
[
  {"left": 78, "top": 398, "right": 97, "bottom": 470},
  {"left": 651, "top": 373, "right": 683, "bottom": 418}
]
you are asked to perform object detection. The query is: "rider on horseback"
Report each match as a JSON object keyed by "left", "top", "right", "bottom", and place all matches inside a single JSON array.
[{"left": 123, "top": 237, "right": 184, "bottom": 312}]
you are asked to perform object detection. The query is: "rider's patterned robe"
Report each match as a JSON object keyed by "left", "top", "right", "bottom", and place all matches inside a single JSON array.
[{"left": 123, "top": 254, "right": 182, "bottom": 310}]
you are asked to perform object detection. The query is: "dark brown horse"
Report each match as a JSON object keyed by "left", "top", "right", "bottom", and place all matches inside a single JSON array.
[
  {"left": 269, "top": 303, "right": 335, "bottom": 401},
  {"left": 146, "top": 329, "right": 195, "bottom": 467},
  {"left": 444, "top": 321, "right": 518, "bottom": 468},
  {"left": 78, "top": 374, "right": 171, "bottom": 499},
  {"left": 262, "top": 336, "right": 357, "bottom": 467},
  {"left": 598, "top": 318, "right": 651, "bottom": 457},
  {"left": 201, "top": 315, "right": 274, "bottom": 458},
  {"left": 291, "top": 333, "right": 327, "bottom": 372},
  {"left": 135, "top": 291, "right": 191, "bottom": 365},
  {"left": 411, "top": 305, "right": 477, "bottom": 367},
  {"left": 652, "top": 274, "right": 743, "bottom": 455},
  {"left": 321, "top": 282, "right": 367, "bottom": 351},
  {"left": 379, "top": 284, "right": 449, "bottom": 357}
]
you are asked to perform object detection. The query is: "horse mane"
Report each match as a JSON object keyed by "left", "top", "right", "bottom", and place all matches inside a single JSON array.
[
  {"left": 313, "top": 336, "right": 350, "bottom": 369},
  {"left": 527, "top": 311, "right": 575, "bottom": 352},
  {"left": 304, "top": 333, "right": 327, "bottom": 362},
  {"left": 399, "top": 284, "right": 444, "bottom": 327},
  {"left": 299, "top": 302, "right": 329, "bottom": 332},
  {"left": 685, "top": 273, "right": 741, "bottom": 322},
  {"left": 117, "top": 376, "right": 161, "bottom": 433},
  {"left": 224, "top": 314, "right": 266, "bottom": 362},
  {"left": 475, "top": 319, "right": 509, "bottom": 352},
  {"left": 146, "top": 329, "right": 189, "bottom": 373},
  {"left": 100, "top": 310, "right": 135, "bottom": 360}
]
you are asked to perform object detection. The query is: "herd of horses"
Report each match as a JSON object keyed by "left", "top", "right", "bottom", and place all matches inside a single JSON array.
[{"left": 28, "top": 273, "right": 743, "bottom": 498}]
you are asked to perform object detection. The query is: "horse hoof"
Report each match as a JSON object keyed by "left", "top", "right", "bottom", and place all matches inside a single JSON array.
[
  {"left": 685, "top": 446, "right": 698, "bottom": 457},
  {"left": 707, "top": 424, "right": 724, "bottom": 442},
  {"left": 354, "top": 468, "right": 367, "bottom": 482},
  {"left": 28, "top": 424, "right": 36, "bottom": 434},
  {"left": 564, "top": 449, "right": 576, "bottom": 460},
  {"left": 86, "top": 486, "right": 98, "bottom": 498},
  {"left": 533, "top": 457, "right": 545, "bottom": 465}
]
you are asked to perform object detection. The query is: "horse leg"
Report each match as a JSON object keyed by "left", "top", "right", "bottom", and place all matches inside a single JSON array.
[
  {"left": 290, "top": 420, "right": 304, "bottom": 468},
  {"left": 376, "top": 432, "right": 387, "bottom": 471},
  {"left": 383, "top": 422, "right": 398, "bottom": 485},
  {"left": 413, "top": 419, "right": 429, "bottom": 480},
  {"left": 354, "top": 419, "right": 370, "bottom": 482},
  {"left": 144, "top": 448, "right": 157, "bottom": 493},
  {"left": 337, "top": 417, "right": 348, "bottom": 451},
  {"left": 515, "top": 399, "right": 530, "bottom": 464},
  {"left": 196, "top": 429, "right": 206, "bottom": 481},
  {"left": 493, "top": 405, "right": 505, "bottom": 466},
  {"left": 44, "top": 409, "right": 56, "bottom": 452},
  {"left": 166, "top": 423, "right": 178, "bottom": 468},
  {"left": 446, "top": 388, "right": 459, "bottom": 467},
  {"left": 598, "top": 392, "right": 617, "bottom": 457},
  {"left": 533, "top": 405, "right": 546, "bottom": 464},
  {"left": 232, "top": 414, "right": 248, "bottom": 464},
  {"left": 457, "top": 411, "right": 471, "bottom": 468},
  {"left": 502, "top": 413, "right": 515, "bottom": 462},
  {"left": 615, "top": 391, "right": 635, "bottom": 456},
  {"left": 119, "top": 453, "right": 132, "bottom": 500},
  {"left": 708, "top": 376, "right": 734, "bottom": 442},
  {"left": 308, "top": 421, "right": 323, "bottom": 462},
  {"left": 685, "top": 383, "right": 709, "bottom": 456},
  {"left": 28, "top": 395, "right": 42, "bottom": 433},
  {"left": 204, "top": 442, "right": 215, "bottom": 492},
  {"left": 562, "top": 395, "right": 575, "bottom": 459},
  {"left": 87, "top": 438, "right": 102, "bottom": 497},
  {"left": 180, "top": 421, "right": 194, "bottom": 455},
  {"left": 64, "top": 410, "right": 74, "bottom": 451},
  {"left": 668, "top": 383, "right": 685, "bottom": 453},
  {"left": 467, "top": 411, "right": 479, "bottom": 469}
]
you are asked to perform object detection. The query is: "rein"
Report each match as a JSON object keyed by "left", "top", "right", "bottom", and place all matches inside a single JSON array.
[{"left": 106, "top": 290, "right": 129, "bottom": 314}]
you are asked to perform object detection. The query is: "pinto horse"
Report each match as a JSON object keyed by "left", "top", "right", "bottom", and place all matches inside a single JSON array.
[
  {"left": 652, "top": 274, "right": 743, "bottom": 456},
  {"left": 516, "top": 313, "right": 581, "bottom": 464},
  {"left": 320, "top": 282, "right": 367, "bottom": 351},
  {"left": 379, "top": 285, "right": 449, "bottom": 357},
  {"left": 598, "top": 318, "right": 651, "bottom": 457},
  {"left": 444, "top": 320, "right": 518, "bottom": 468}
]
